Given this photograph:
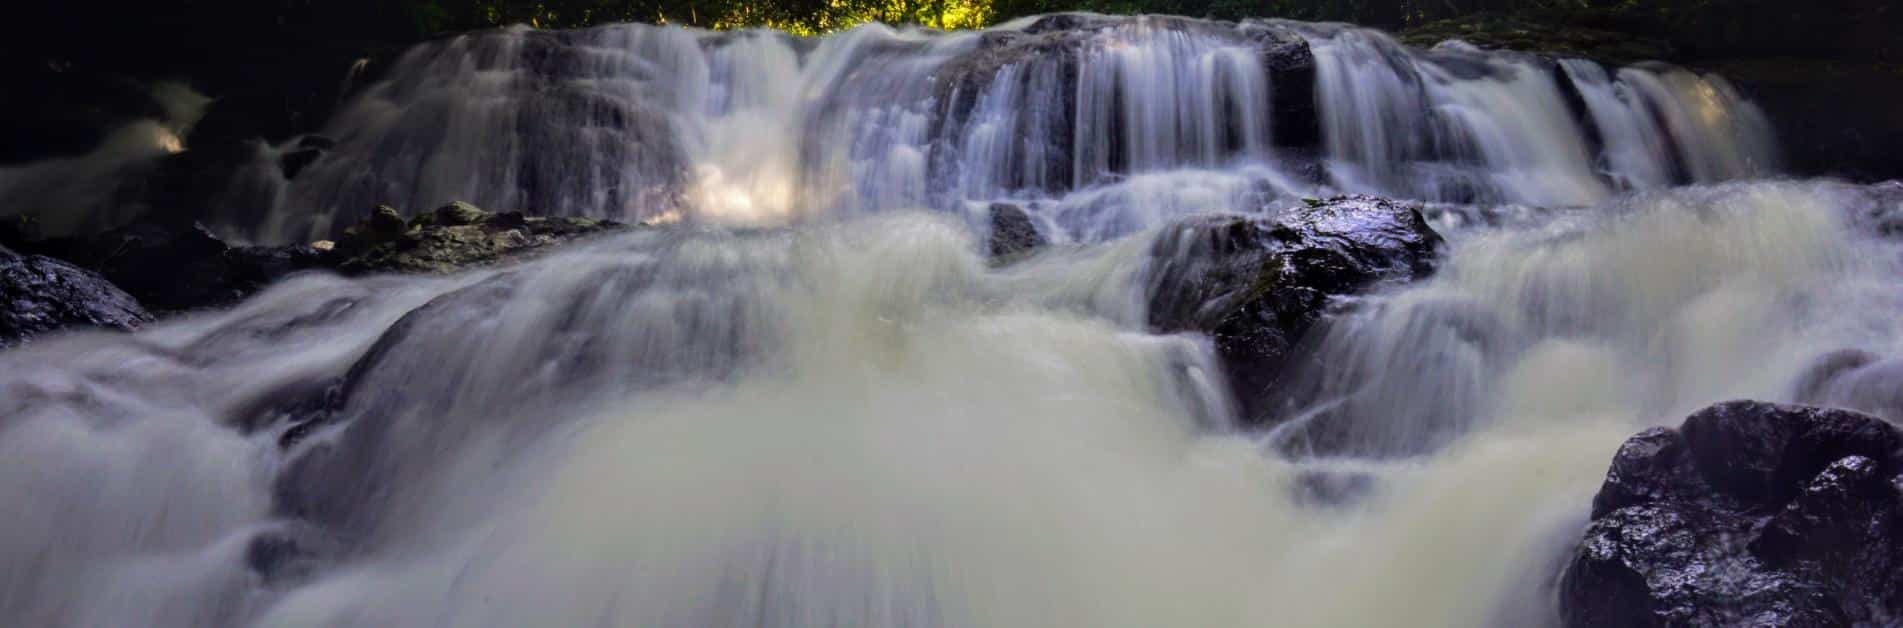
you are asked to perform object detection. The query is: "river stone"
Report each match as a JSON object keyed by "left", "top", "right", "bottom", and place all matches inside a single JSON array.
[
  {"left": 1145, "top": 195, "right": 1444, "bottom": 424},
  {"left": 986, "top": 202, "right": 1046, "bottom": 260},
  {"left": 1561, "top": 400, "right": 1903, "bottom": 627},
  {"left": 0, "top": 247, "right": 151, "bottom": 347}
]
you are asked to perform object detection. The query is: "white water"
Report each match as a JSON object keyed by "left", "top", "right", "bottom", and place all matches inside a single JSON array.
[
  {"left": 0, "top": 12, "right": 1885, "bottom": 628},
  {"left": 121, "top": 13, "right": 1771, "bottom": 244},
  {"left": 6, "top": 180, "right": 1902, "bottom": 626}
]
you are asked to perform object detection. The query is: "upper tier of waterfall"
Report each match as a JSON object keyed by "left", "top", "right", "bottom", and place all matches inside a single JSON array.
[{"left": 195, "top": 13, "right": 1778, "bottom": 244}]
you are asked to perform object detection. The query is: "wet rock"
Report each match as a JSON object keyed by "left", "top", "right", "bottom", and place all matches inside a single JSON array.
[
  {"left": 0, "top": 248, "right": 151, "bottom": 347},
  {"left": 986, "top": 202, "right": 1046, "bottom": 259},
  {"left": 1718, "top": 59, "right": 1903, "bottom": 181},
  {"left": 1398, "top": 12, "right": 1675, "bottom": 67},
  {"left": 244, "top": 522, "right": 340, "bottom": 587},
  {"left": 329, "top": 201, "right": 625, "bottom": 275},
  {"left": 54, "top": 221, "right": 326, "bottom": 311},
  {"left": 1561, "top": 400, "right": 1903, "bottom": 627},
  {"left": 1239, "top": 19, "right": 1320, "bottom": 149},
  {"left": 1145, "top": 195, "right": 1444, "bottom": 423}
]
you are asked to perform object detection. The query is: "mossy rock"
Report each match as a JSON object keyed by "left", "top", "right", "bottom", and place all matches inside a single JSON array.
[{"left": 332, "top": 202, "right": 628, "bottom": 275}]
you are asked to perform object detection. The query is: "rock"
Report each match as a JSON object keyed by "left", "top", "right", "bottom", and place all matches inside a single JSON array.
[
  {"left": 0, "top": 247, "right": 151, "bottom": 347},
  {"left": 1718, "top": 59, "right": 1903, "bottom": 182},
  {"left": 1560, "top": 400, "right": 1903, "bottom": 627},
  {"left": 1145, "top": 195, "right": 1444, "bottom": 423},
  {"left": 51, "top": 221, "right": 326, "bottom": 311},
  {"left": 329, "top": 201, "right": 625, "bottom": 275},
  {"left": 278, "top": 147, "right": 324, "bottom": 180},
  {"left": 986, "top": 203, "right": 1046, "bottom": 259},
  {"left": 1398, "top": 12, "right": 1676, "bottom": 67}
]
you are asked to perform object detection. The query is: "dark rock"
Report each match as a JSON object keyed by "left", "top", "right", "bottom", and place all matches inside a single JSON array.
[
  {"left": 64, "top": 221, "right": 326, "bottom": 311},
  {"left": 278, "top": 147, "right": 324, "bottom": 180},
  {"left": 1561, "top": 400, "right": 1903, "bottom": 627},
  {"left": 986, "top": 203, "right": 1046, "bottom": 259},
  {"left": 1145, "top": 195, "right": 1444, "bottom": 423},
  {"left": 329, "top": 201, "right": 625, "bottom": 275},
  {"left": 0, "top": 248, "right": 151, "bottom": 347},
  {"left": 1679, "top": 400, "right": 1903, "bottom": 505},
  {"left": 1240, "top": 19, "right": 1321, "bottom": 150},
  {"left": 244, "top": 522, "right": 340, "bottom": 587},
  {"left": 1589, "top": 427, "right": 1701, "bottom": 518},
  {"left": 1717, "top": 59, "right": 1903, "bottom": 181},
  {"left": 1565, "top": 502, "right": 1847, "bottom": 627}
]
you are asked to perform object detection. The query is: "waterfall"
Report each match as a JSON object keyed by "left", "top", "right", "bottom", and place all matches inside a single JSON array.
[
  {"left": 176, "top": 14, "right": 1778, "bottom": 244},
  {"left": 0, "top": 12, "right": 1866, "bottom": 628}
]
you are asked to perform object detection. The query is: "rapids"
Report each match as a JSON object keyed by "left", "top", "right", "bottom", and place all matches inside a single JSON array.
[{"left": 0, "top": 12, "right": 1888, "bottom": 628}]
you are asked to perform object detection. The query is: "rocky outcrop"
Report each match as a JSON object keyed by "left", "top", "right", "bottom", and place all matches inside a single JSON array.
[
  {"left": 0, "top": 200, "right": 622, "bottom": 317},
  {"left": 1561, "top": 400, "right": 1903, "bottom": 627},
  {"left": 45, "top": 221, "right": 327, "bottom": 312},
  {"left": 0, "top": 247, "right": 151, "bottom": 347},
  {"left": 1146, "top": 195, "right": 1444, "bottom": 423},
  {"left": 328, "top": 201, "right": 625, "bottom": 275},
  {"left": 1398, "top": 13, "right": 1675, "bottom": 67},
  {"left": 1717, "top": 59, "right": 1903, "bottom": 182}
]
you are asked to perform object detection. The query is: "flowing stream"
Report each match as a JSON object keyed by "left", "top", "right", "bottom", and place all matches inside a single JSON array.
[{"left": 2, "top": 12, "right": 1895, "bottom": 628}]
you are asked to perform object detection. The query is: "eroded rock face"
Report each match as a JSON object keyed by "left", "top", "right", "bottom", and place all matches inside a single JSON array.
[
  {"left": 0, "top": 248, "right": 151, "bottom": 347},
  {"left": 1145, "top": 195, "right": 1444, "bottom": 423},
  {"left": 1562, "top": 400, "right": 1903, "bottom": 627}
]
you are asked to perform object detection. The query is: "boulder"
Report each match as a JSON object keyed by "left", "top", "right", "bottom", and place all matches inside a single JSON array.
[
  {"left": 0, "top": 247, "right": 151, "bottom": 347},
  {"left": 1717, "top": 59, "right": 1903, "bottom": 182},
  {"left": 1145, "top": 195, "right": 1444, "bottom": 423},
  {"left": 32, "top": 220, "right": 327, "bottom": 312},
  {"left": 986, "top": 202, "right": 1046, "bottom": 260},
  {"left": 1561, "top": 400, "right": 1903, "bottom": 627}
]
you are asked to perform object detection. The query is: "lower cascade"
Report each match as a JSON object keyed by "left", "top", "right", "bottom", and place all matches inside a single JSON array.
[{"left": 2, "top": 9, "right": 1901, "bottom": 628}]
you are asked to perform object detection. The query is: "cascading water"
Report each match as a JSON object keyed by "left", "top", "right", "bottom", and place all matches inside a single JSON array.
[
  {"left": 1, "top": 11, "right": 1883, "bottom": 628},
  {"left": 169, "top": 13, "right": 1777, "bottom": 244}
]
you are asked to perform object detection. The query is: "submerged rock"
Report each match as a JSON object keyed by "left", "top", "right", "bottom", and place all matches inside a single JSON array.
[
  {"left": 329, "top": 201, "right": 625, "bottom": 275},
  {"left": 275, "top": 232, "right": 770, "bottom": 536},
  {"left": 1561, "top": 400, "right": 1903, "bottom": 627},
  {"left": 1145, "top": 195, "right": 1444, "bottom": 423},
  {"left": 0, "top": 248, "right": 151, "bottom": 347}
]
